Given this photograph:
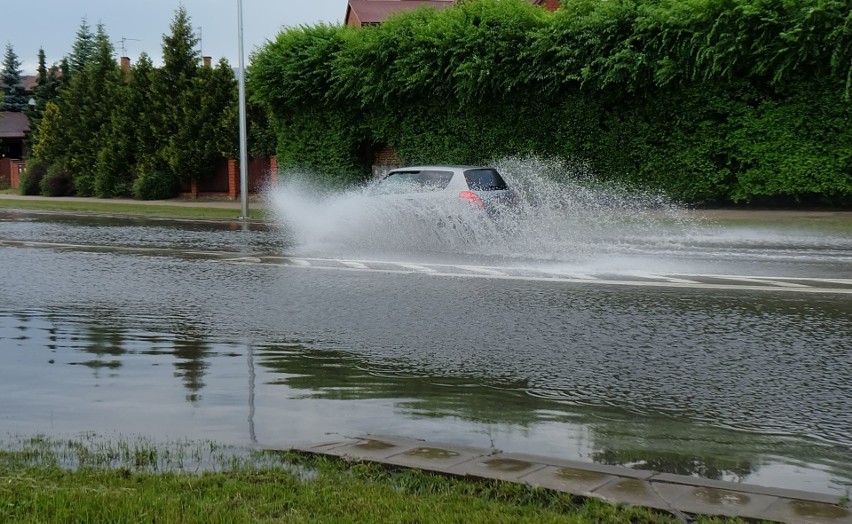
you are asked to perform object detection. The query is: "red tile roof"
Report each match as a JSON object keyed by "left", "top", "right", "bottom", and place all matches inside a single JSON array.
[
  {"left": 0, "top": 112, "right": 30, "bottom": 138},
  {"left": 346, "top": 0, "right": 455, "bottom": 25}
]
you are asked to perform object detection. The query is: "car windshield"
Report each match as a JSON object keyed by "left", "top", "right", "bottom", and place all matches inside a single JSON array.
[
  {"left": 376, "top": 170, "right": 454, "bottom": 194},
  {"left": 463, "top": 169, "right": 508, "bottom": 191}
]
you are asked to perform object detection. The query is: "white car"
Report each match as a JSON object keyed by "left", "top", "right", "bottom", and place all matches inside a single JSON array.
[{"left": 371, "top": 165, "right": 520, "bottom": 221}]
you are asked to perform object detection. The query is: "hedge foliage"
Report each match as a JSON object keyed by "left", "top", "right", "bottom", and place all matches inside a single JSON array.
[{"left": 251, "top": 0, "right": 852, "bottom": 205}]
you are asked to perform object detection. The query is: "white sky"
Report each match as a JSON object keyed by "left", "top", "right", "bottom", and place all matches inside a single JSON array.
[{"left": 4, "top": 0, "right": 349, "bottom": 75}]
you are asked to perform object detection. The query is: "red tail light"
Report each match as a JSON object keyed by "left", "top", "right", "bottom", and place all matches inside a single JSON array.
[{"left": 459, "top": 191, "right": 484, "bottom": 208}]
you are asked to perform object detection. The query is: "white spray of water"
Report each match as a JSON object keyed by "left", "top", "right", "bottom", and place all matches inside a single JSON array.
[{"left": 267, "top": 156, "right": 699, "bottom": 270}]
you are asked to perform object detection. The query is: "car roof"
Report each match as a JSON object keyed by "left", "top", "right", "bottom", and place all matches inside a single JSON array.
[{"left": 387, "top": 165, "right": 492, "bottom": 172}]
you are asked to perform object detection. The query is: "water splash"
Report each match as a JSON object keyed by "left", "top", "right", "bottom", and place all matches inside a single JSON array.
[{"left": 267, "top": 156, "right": 697, "bottom": 267}]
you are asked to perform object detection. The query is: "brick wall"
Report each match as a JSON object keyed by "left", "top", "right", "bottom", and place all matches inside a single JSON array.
[
  {"left": 0, "top": 158, "right": 25, "bottom": 189},
  {"left": 181, "top": 156, "right": 277, "bottom": 199}
]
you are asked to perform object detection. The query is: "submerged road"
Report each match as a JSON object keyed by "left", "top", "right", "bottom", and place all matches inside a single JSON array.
[{"left": 1, "top": 208, "right": 850, "bottom": 498}]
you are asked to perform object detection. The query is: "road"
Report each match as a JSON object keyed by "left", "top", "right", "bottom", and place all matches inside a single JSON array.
[{"left": 0, "top": 207, "right": 850, "bottom": 496}]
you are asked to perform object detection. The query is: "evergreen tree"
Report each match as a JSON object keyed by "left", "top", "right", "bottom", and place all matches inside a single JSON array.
[
  {"left": 166, "top": 58, "right": 237, "bottom": 185},
  {"left": 26, "top": 48, "right": 62, "bottom": 149},
  {"left": 156, "top": 6, "right": 206, "bottom": 188},
  {"left": 31, "top": 101, "right": 63, "bottom": 163},
  {"left": 61, "top": 23, "right": 121, "bottom": 195},
  {"left": 95, "top": 53, "right": 158, "bottom": 197},
  {"left": 68, "top": 19, "right": 96, "bottom": 77},
  {"left": 1, "top": 44, "right": 27, "bottom": 112}
]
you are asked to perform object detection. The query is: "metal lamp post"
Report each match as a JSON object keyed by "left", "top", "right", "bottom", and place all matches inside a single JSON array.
[{"left": 237, "top": 0, "right": 249, "bottom": 220}]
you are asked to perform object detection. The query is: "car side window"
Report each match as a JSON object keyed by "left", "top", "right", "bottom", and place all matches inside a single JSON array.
[{"left": 379, "top": 170, "right": 453, "bottom": 193}]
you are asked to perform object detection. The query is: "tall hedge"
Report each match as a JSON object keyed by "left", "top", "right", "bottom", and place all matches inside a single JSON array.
[{"left": 251, "top": 0, "right": 852, "bottom": 205}]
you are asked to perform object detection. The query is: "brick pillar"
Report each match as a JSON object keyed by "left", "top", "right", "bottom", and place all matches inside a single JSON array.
[
  {"left": 228, "top": 159, "right": 238, "bottom": 200},
  {"left": 270, "top": 157, "right": 278, "bottom": 176},
  {"left": 190, "top": 178, "right": 199, "bottom": 199}
]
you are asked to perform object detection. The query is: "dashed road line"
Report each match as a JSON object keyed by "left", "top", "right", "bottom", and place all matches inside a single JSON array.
[
  {"left": 340, "top": 260, "right": 370, "bottom": 269},
  {"left": 3, "top": 240, "right": 851, "bottom": 294}
]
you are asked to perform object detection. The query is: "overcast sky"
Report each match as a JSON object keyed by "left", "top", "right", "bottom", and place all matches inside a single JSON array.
[{"left": 5, "top": 0, "right": 349, "bottom": 75}]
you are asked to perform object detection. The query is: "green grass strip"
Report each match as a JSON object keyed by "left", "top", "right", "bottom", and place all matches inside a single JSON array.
[
  {"left": 0, "top": 436, "right": 747, "bottom": 523},
  {"left": 0, "top": 197, "right": 269, "bottom": 221}
]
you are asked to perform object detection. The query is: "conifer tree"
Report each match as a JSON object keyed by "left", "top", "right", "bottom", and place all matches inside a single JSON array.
[
  {"left": 95, "top": 53, "right": 158, "bottom": 197},
  {"left": 69, "top": 19, "right": 96, "bottom": 77},
  {"left": 26, "top": 48, "right": 62, "bottom": 149},
  {"left": 61, "top": 22, "right": 121, "bottom": 195},
  {"left": 1, "top": 44, "right": 27, "bottom": 112}
]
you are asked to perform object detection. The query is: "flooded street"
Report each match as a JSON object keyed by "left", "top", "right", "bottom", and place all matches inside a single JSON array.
[{"left": 1, "top": 203, "right": 850, "bottom": 497}]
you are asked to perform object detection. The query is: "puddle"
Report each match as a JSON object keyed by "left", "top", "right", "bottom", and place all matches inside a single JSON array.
[
  {"left": 404, "top": 447, "right": 460, "bottom": 460},
  {"left": 693, "top": 487, "right": 750, "bottom": 506},
  {"left": 789, "top": 500, "right": 851, "bottom": 520},
  {"left": 558, "top": 468, "right": 608, "bottom": 482},
  {"left": 612, "top": 479, "right": 651, "bottom": 496},
  {"left": 355, "top": 440, "right": 396, "bottom": 451},
  {"left": 480, "top": 458, "right": 534, "bottom": 473}
]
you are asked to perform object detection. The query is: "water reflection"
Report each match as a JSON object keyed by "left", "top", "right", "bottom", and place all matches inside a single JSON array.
[{"left": 1, "top": 307, "right": 850, "bottom": 494}]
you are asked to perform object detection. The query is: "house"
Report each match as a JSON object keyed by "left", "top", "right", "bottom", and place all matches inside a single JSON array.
[
  {"left": 345, "top": 0, "right": 560, "bottom": 27},
  {"left": 0, "top": 111, "right": 29, "bottom": 188}
]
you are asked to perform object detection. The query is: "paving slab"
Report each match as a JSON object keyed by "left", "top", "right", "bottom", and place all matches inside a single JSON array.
[
  {"left": 593, "top": 478, "right": 685, "bottom": 512},
  {"left": 520, "top": 465, "right": 618, "bottom": 496},
  {"left": 302, "top": 435, "right": 424, "bottom": 461},
  {"left": 381, "top": 442, "right": 491, "bottom": 474},
  {"left": 651, "top": 472, "right": 842, "bottom": 505},
  {"left": 285, "top": 434, "right": 852, "bottom": 523},
  {"left": 446, "top": 454, "right": 549, "bottom": 482},
  {"left": 761, "top": 498, "right": 852, "bottom": 524},
  {"left": 502, "top": 451, "right": 654, "bottom": 480},
  {"left": 654, "top": 482, "right": 778, "bottom": 520}
]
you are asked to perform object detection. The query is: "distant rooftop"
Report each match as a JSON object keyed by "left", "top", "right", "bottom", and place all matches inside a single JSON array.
[{"left": 0, "top": 112, "right": 30, "bottom": 139}]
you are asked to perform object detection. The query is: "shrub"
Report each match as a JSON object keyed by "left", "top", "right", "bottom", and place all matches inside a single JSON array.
[
  {"left": 18, "top": 159, "right": 49, "bottom": 195},
  {"left": 133, "top": 160, "right": 177, "bottom": 200},
  {"left": 40, "top": 163, "right": 74, "bottom": 196}
]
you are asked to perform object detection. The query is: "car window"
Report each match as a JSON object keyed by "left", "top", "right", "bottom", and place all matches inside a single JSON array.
[
  {"left": 463, "top": 169, "right": 508, "bottom": 191},
  {"left": 377, "top": 170, "right": 454, "bottom": 193}
]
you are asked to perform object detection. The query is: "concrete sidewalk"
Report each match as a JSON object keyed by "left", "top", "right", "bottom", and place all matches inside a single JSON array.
[{"left": 291, "top": 435, "right": 851, "bottom": 524}]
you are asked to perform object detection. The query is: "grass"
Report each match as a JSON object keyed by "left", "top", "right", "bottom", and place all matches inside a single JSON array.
[
  {"left": 0, "top": 194, "right": 269, "bottom": 221},
  {"left": 0, "top": 434, "right": 750, "bottom": 524}
]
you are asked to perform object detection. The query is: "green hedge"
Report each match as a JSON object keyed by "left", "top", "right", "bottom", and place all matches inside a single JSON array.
[{"left": 251, "top": 0, "right": 852, "bottom": 205}]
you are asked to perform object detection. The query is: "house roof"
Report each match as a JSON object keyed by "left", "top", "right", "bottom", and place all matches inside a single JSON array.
[
  {"left": 0, "top": 75, "right": 37, "bottom": 94},
  {"left": 346, "top": 0, "right": 455, "bottom": 25},
  {"left": 0, "top": 112, "right": 30, "bottom": 138}
]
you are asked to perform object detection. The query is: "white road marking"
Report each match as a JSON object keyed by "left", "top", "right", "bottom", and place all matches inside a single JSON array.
[
  {"left": 340, "top": 260, "right": 370, "bottom": 269},
  {"left": 631, "top": 273, "right": 701, "bottom": 284},
  {"left": 3, "top": 241, "right": 850, "bottom": 294},
  {"left": 692, "top": 275, "right": 810, "bottom": 288},
  {"left": 455, "top": 265, "right": 505, "bottom": 276},
  {"left": 397, "top": 263, "right": 438, "bottom": 274}
]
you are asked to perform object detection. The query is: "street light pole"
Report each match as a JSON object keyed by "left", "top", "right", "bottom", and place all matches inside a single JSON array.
[{"left": 237, "top": 0, "right": 249, "bottom": 220}]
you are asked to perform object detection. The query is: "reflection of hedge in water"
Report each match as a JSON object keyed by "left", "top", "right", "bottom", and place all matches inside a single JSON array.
[
  {"left": 251, "top": 0, "right": 852, "bottom": 205},
  {"left": 592, "top": 449, "right": 753, "bottom": 480}
]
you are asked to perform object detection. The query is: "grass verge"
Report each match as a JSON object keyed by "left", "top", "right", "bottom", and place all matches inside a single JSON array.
[
  {"left": 0, "top": 435, "right": 747, "bottom": 523},
  {"left": 0, "top": 197, "right": 269, "bottom": 221}
]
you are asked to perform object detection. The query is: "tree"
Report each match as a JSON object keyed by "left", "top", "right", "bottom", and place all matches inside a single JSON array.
[
  {"left": 60, "top": 22, "right": 122, "bottom": 195},
  {"left": 1, "top": 43, "right": 27, "bottom": 112},
  {"left": 26, "top": 48, "right": 63, "bottom": 150},
  {"left": 95, "top": 53, "right": 158, "bottom": 197},
  {"left": 165, "top": 58, "right": 237, "bottom": 185},
  {"left": 68, "top": 19, "right": 96, "bottom": 77}
]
